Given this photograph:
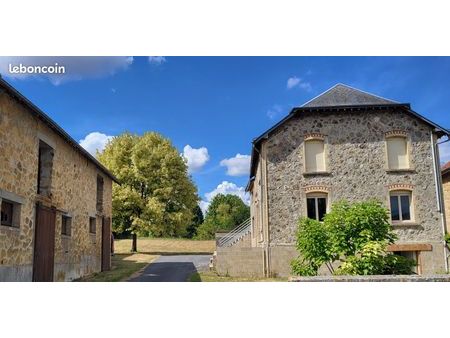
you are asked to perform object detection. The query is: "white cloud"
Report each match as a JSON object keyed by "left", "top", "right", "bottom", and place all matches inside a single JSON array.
[
  {"left": 148, "top": 56, "right": 167, "bottom": 65},
  {"left": 267, "top": 104, "right": 283, "bottom": 119},
  {"left": 0, "top": 56, "right": 133, "bottom": 85},
  {"left": 199, "top": 200, "right": 210, "bottom": 215},
  {"left": 200, "top": 181, "right": 250, "bottom": 213},
  {"left": 439, "top": 140, "right": 450, "bottom": 164},
  {"left": 79, "top": 132, "right": 113, "bottom": 156},
  {"left": 287, "top": 76, "right": 312, "bottom": 91},
  {"left": 183, "top": 145, "right": 210, "bottom": 173},
  {"left": 220, "top": 154, "right": 251, "bottom": 176}
]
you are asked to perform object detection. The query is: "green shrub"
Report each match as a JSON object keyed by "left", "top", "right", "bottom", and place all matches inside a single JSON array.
[
  {"left": 335, "top": 241, "right": 415, "bottom": 275},
  {"left": 291, "top": 258, "right": 319, "bottom": 276},
  {"left": 292, "top": 200, "right": 414, "bottom": 276}
]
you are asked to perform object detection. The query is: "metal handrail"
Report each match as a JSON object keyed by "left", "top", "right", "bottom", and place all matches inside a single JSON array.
[
  {"left": 217, "top": 218, "right": 251, "bottom": 247},
  {"left": 218, "top": 223, "right": 250, "bottom": 247},
  {"left": 218, "top": 219, "right": 250, "bottom": 245}
]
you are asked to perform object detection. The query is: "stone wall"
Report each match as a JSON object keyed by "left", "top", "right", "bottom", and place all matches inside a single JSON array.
[
  {"left": 262, "top": 108, "right": 446, "bottom": 274},
  {"left": 0, "top": 90, "right": 113, "bottom": 282},
  {"left": 215, "top": 246, "right": 264, "bottom": 277}
]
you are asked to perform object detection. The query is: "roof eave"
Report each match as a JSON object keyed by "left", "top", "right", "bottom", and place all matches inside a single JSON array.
[{"left": 0, "top": 77, "right": 120, "bottom": 184}]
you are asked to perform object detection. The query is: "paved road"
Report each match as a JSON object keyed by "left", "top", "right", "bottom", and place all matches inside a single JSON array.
[{"left": 128, "top": 255, "right": 211, "bottom": 282}]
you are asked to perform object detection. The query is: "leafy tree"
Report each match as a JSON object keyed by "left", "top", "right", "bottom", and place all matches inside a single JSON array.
[
  {"left": 185, "top": 205, "right": 204, "bottom": 239},
  {"left": 98, "top": 132, "right": 198, "bottom": 251},
  {"left": 291, "top": 200, "right": 415, "bottom": 276},
  {"left": 291, "top": 217, "right": 334, "bottom": 274},
  {"left": 195, "top": 194, "right": 250, "bottom": 239}
]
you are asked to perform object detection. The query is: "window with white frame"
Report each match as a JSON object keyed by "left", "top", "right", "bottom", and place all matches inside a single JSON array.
[
  {"left": 386, "top": 136, "right": 409, "bottom": 170},
  {"left": 389, "top": 190, "right": 413, "bottom": 222},
  {"left": 305, "top": 139, "right": 326, "bottom": 173},
  {"left": 306, "top": 193, "right": 327, "bottom": 221}
]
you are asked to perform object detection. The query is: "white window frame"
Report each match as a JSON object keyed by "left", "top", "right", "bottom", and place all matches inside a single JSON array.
[
  {"left": 389, "top": 190, "right": 414, "bottom": 224},
  {"left": 306, "top": 192, "right": 328, "bottom": 222}
]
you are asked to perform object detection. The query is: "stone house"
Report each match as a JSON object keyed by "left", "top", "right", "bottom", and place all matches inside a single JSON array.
[
  {"left": 441, "top": 161, "right": 450, "bottom": 234},
  {"left": 215, "top": 84, "right": 449, "bottom": 277},
  {"left": 0, "top": 77, "right": 118, "bottom": 281}
]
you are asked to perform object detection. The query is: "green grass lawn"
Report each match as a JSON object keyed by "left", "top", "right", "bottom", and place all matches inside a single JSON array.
[
  {"left": 114, "top": 237, "right": 215, "bottom": 255},
  {"left": 188, "top": 270, "right": 287, "bottom": 282},
  {"left": 76, "top": 253, "right": 157, "bottom": 282}
]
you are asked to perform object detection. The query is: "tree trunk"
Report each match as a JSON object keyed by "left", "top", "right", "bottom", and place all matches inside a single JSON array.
[{"left": 131, "top": 233, "right": 137, "bottom": 252}]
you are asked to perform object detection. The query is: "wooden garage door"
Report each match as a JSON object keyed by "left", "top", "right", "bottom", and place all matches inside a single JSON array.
[{"left": 33, "top": 204, "right": 56, "bottom": 282}]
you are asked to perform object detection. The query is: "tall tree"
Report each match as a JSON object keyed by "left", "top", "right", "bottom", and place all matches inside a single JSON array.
[
  {"left": 196, "top": 194, "right": 250, "bottom": 239},
  {"left": 185, "top": 205, "right": 204, "bottom": 238},
  {"left": 98, "top": 132, "right": 199, "bottom": 251}
]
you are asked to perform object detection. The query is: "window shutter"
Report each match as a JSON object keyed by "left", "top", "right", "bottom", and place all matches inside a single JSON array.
[
  {"left": 387, "top": 137, "right": 408, "bottom": 169},
  {"left": 305, "top": 140, "right": 325, "bottom": 172}
]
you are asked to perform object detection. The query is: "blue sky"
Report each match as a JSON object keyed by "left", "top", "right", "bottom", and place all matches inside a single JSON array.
[{"left": 1, "top": 56, "right": 450, "bottom": 211}]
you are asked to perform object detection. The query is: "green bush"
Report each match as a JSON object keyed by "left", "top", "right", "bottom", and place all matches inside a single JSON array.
[
  {"left": 292, "top": 200, "right": 415, "bottom": 276},
  {"left": 335, "top": 241, "right": 415, "bottom": 275},
  {"left": 291, "top": 258, "right": 319, "bottom": 276}
]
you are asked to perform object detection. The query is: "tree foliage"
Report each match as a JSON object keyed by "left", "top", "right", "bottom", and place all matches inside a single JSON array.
[
  {"left": 98, "top": 132, "right": 198, "bottom": 238},
  {"left": 291, "top": 200, "right": 415, "bottom": 276},
  {"left": 195, "top": 194, "right": 250, "bottom": 239},
  {"left": 185, "top": 205, "right": 204, "bottom": 239}
]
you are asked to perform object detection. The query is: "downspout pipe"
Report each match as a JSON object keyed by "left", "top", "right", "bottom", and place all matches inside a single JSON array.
[{"left": 431, "top": 131, "right": 449, "bottom": 273}]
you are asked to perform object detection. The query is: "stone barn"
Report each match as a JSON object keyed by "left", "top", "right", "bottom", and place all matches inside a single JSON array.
[
  {"left": 0, "top": 77, "right": 118, "bottom": 282},
  {"left": 215, "top": 84, "right": 449, "bottom": 277}
]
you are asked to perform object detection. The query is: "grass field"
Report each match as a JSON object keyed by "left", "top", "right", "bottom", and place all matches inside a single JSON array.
[
  {"left": 188, "top": 270, "right": 286, "bottom": 282},
  {"left": 114, "top": 238, "right": 216, "bottom": 254},
  {"left": 77, "top": 253, "right": 157, "bottom": 282}
]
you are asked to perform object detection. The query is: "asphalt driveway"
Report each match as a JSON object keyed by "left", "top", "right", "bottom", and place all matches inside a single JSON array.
[{"left": 128, "top": 254, "right": 211, "bottom": 282}]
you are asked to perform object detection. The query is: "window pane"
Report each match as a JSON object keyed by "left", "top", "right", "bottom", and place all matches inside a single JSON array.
[
  {"left": 390, "top": 196, "right": 400, "bottom": 221},
  {"left": 387, "top": 137, "right": 408, "bottom": 169},
  {"left": 400, "top": 195, "right": 411, "bottom": 220},
  {"left": 317, "top": 198, "right": 327, "bottom": 221},
  {"left": 307, "top": 198, "right": 316, "bottom": 220},
  {"left": 1, "top": 201, "right": 13, "bottom": 226},
  {"left": 305, "top": 140, "right": 325, "bottom": 172}
]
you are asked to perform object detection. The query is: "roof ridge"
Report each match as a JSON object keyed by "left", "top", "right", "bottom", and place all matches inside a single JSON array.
[
  {"left": 335, "top": 83, "right": 399, "bottom": 104},
  {"left": 301, "top": 83, "right": 398, "bottom": 108}
]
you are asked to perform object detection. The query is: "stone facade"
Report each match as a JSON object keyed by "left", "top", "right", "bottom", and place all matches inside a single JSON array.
[
  {"left": 248, "top": 107, "right": 448, "bottom": 276},
  {"left": 0, "top": 83, "right": 114, "bottom": 282}
]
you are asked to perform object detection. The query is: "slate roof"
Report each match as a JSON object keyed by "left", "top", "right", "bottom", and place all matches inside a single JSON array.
[
  {"left": 302, "top": 83, "right": 398, "bottom": 107},
  {"left": 0, "top": 76, "right": 119, "bottom": 184}
]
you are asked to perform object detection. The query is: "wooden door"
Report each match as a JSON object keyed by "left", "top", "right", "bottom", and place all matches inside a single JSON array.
[
  {"left": 33, "top": 204, "right": 56, "bottom": 282},
  {"left": 101, "top": 216, "right": 111, "bottom": 271}
]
